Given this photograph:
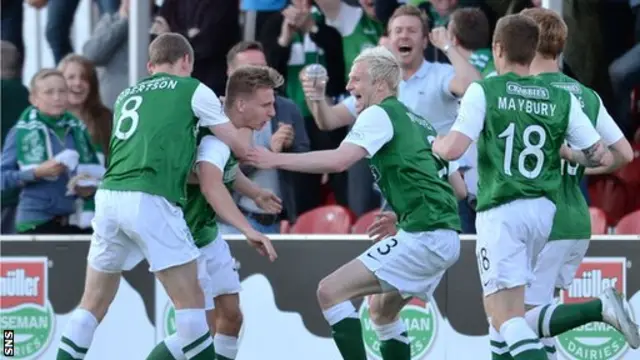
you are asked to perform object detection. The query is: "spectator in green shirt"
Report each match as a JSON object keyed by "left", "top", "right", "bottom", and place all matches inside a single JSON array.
[{"left": 1, "top": 40, "right": 29, "bottom": 234}]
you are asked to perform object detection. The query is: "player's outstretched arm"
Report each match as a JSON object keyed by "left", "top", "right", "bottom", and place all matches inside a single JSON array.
[
  {"left": 246, "top": 143, "right": 367, "bottom": 174},
  {"left": 232, "top": 169, "right": 283, "bottom": 214},
  {"left": 190, "top": 83, "right": 252, "bottom": 160},
  {"left": 209, "top": 122, "right": 251, "bottom": 160},
  {"left": 434, "top": 83, "right": 486, "bottom": 160}
]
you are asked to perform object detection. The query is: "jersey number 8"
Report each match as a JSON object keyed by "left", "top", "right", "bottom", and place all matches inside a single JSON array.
[
  {"left": 114, "top": 95, "right": 144, "bottom": 140},
  {"left": 498, "top": 122, "right": 547, "bottom": 179}
]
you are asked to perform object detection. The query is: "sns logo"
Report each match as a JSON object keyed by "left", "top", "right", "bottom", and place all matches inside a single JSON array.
[
  {"left": 0, "top": 257, "right": 55, "bottom": 359},
  {"left": 557, "top": 257, "right": 630, "bottom": 360},
  {"left": 359, "top": 297, "right": 437, "bottom": 360}
]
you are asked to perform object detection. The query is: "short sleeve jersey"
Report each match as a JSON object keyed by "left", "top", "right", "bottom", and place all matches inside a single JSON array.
[
  {"left": 101, "top": 73, "right": 229, "bottom": 207},
  {"left": 469, "top": 49, "right": 496, "bottom": 78},
  {"left": 184, "top": 134, "right": 238, "bottom": 248},
  {"left": 539, "top": 72, "right": 624, "bottom": 241},
  {"left": 343, "top": 97, "right": 460, "bottom": 232},
  {"left": 451, "top": 73, "right": 600, "bottom": 212}
]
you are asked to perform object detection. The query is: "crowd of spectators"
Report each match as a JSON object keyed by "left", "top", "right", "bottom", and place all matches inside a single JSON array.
[{"left": 1, "top": 0, "right": 639, "bottom": 235}]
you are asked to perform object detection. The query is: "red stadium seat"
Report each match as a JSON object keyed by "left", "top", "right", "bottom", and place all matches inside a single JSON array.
[
  {"left": 280, "top": 220, "right": 291, "bottom": 234},
  {"left": 589, "top": 207, "right": 608, "bottom": 235},
  {"left": 614, "top": 146, "right": 640, "bottom": 186},
  {"left": 588, "top": 175, "right": 633, "bottom": 225},
  {"left": 289, "top": 205, "right": 354, "bottom": 234},
  {"left": 615, "top": 210, "right": 640, "bottom": 234},
  {"left": 352, "top": 209, "right": 381, "bottom": 234}
]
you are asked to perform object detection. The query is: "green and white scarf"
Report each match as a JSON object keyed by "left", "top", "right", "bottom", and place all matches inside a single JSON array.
[{"left": 15, "top": 106, "right": 104, "bottom": 227}]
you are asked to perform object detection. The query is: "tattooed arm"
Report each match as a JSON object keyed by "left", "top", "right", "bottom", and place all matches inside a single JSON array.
[
  {"left": 560, "top": 141, "right": 612, "bottom": 168},
  {"left": 563, "top": 94, "right": 614, "bottom": 168}
]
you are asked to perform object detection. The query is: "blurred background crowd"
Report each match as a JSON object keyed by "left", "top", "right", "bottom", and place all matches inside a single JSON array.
[{"left": 1, "top": 0, "right": 639, "bottom": 236}]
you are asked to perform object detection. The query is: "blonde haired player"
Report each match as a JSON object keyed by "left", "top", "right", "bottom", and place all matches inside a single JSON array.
[{"left": 247, "top": 46, "right": 462, "bottom": 360}]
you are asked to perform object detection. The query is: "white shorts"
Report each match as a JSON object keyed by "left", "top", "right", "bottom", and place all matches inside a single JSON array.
[
  {"left": 475, "top": 197, "right": 556, "bottom": 296},
  {"left": 88, "top": 190, "right": 200, "bottom": 273},
  {"left": 525, "top": 239, "right": 590, "bottom": 306},
  {"left": 198, "top": 235, "right": 242, "bottom": 310},
  {"left": 357, "top": 229, "right": 460, "bottom": 301}
]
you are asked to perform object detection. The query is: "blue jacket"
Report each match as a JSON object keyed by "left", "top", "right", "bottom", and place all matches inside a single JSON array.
[{"left": 1, "top": 125, "right": 79, "bottom": 229}]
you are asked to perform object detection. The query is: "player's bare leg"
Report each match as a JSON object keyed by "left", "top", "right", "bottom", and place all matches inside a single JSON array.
[
  {"left": 147, "top": 260, "right": 214, "bottom": 360},
  {"left": 368, "top": 292, "right": 412, "bottom": 360},
  {"left": 56, "top": 266, "right": 120, "bottom": 360},
  {"left": 207, "top": 294, "right": 243, "bottom": 360},
  {"left": 317, "top": 259, "right": 383, "bottom": 360}
]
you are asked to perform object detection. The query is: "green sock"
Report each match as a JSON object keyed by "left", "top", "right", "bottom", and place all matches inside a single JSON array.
[
  {"left": 509, "top": 339, "right": 549, "bottom": 360},
  {"left": 146, "top": 341, "right": 180, "bottom": 360},
  {"left": 183, "top": 333, "right": 216, "bottom": 360},
  {"left": 532, "top": 300, "right": 602, "bottom": 337},
  {"left": 490, "top": 340, "right": 514, "bottom": 360},
  {"left": 331, "top": 317, "right": 367, "bottom": 360},
  {"left": 56, "top": 336, "right": 88, "bottom": 360},
  {"left": 501, "top": 317, "right": 548, "bottom": 360},
  {"left": 380, "top": 331, "right": 411, "bottom": 360}
]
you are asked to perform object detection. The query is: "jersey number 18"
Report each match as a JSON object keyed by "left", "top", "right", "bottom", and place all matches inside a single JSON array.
[{"left": 498, "top": 122, "right": 547, "bottom": 179}]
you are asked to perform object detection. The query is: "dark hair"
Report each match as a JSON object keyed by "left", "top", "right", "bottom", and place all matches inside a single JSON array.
[
  {"left": 226, "top": 41, "right": 264, "bottom": 66},
  {"left": 493, "top": 14, "right": 540, "bottom": 66},
  {"left": 450, "top": 8, "right": 490, "bottom": 51}
]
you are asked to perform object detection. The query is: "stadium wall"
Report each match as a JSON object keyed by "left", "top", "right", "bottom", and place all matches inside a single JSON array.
[{"left": 1, "top": 235, "right": 639, "bottom": 359}]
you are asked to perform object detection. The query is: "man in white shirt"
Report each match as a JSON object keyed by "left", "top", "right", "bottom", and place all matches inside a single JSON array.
[{"left": 302, "top": 4, "right": 479, "bottom": 134}]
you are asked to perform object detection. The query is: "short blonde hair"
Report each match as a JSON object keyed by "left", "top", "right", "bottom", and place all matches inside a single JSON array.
[
  {"left": 29, "top": 68, "right": 65, "bottom": 93},
  {"left": 225, "top": 65, "right": 284, "bottom": 110},
  {"left": 388, "top": 5, "right": 429, "bottom": 36},
  {"left": 353, "top": 46, "right": 402, "bottom": 95},
  {"left": 148, "top": 33, "right": 194, "bottom": 66}
]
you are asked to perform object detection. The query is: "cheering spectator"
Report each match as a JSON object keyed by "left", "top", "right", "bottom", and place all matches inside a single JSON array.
[
  {"left": 1, "top": 69, "right": 103, "bottom": 234},
  {"left": 219, "top": 41, "right": 310, "bottom": 234},
  {"left": 447, "top": 8, "right": 494, "bottom": 77},
  {"left": 260, "top": 0, "right": 349, "bottom": 213},
  {"left": 58, "top": 54, "right": 112, "bottom": 161}
]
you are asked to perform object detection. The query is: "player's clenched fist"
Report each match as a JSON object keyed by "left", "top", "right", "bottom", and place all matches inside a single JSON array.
[{"left": 245, "top": 229, "right": 278, "bottom": 262}]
